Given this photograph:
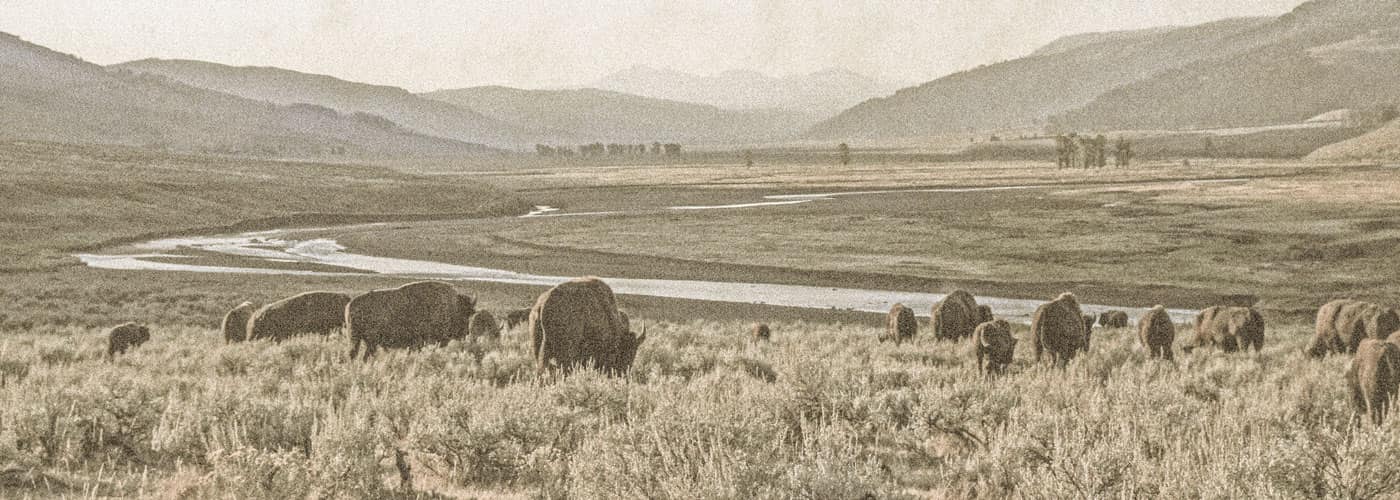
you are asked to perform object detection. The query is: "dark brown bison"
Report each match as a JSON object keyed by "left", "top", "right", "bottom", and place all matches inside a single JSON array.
[
  {"left": 931, "top": 290, "right": 982, "bottom": 341},
  {"left": 468, "top": 310, "right": 502, "bottom": 339},
  {"left": 976, "top": 305, "right": 994, "bottom": 324},
  {"left": 882, "top": 303, "right": 917, "bottom": 344},
  {"left": 1099, "top": 310, "right": 1129, "bottom": 328},
  {"left": 1348, "top": 339, "right": 1400, "bottom": 426},
  {"left": 246, "top": 291, "right": 350, "bottom": 342},
  {"left": 505, "top": 308, "right": 532, "bottom": 329},
  {"left": 1137, "top": 305, "right": 1175, "bottom": 360},
  {"left": 221, "top": 301, "right": 257, "bottom": 343},
  {"left": 1182, "top": 306, "right": 1265, "bottom": 354},
  {"left": 1308, "top": 299, "right": 1400, "bottom": 357},
  {"left": 347, "top": 281, "right": 475, "bottom": 359},
  {"left": 1032, "top": 292, "right": 1087, "bottom": 366},
  {"left": 974, "top": 319, "right": 1016, "bottom": 374},
  {"left": 531, "top": 277, "right": 646, "bottom": 376},
  {"left": 107, "top": 322, "right": 150, "bottom": 358},
  {"left": 752, "top": 323, "right": 772, "bottom": 342}
]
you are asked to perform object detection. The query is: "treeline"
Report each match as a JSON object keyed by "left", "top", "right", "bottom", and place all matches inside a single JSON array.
[{"left": 535, "top": 142, "right": 683, "bottom": 157}]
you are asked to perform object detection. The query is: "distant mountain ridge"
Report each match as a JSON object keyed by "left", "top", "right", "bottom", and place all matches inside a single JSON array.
[
  {"left": 421, "top": 86, "right": 811, "bottom": 144},
  {"left": 111, "top": 58, "right": 542, "bottom": 148},
  {"left": 0, "top": 32, "right": 482, "bottom": 158},
  {"left": 587, "top": 65, "right": 899, "bottom": 119}
]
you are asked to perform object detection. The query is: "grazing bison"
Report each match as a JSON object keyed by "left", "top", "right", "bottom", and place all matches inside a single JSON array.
[
  {"left": 931, "top": 290, "right": 982, "bottom": 341},
  {"left": 246, "top": 291, "right": 350, "bottom": 342},
  {"left": 468, "top": 310, "right": 502, "bottom": 339},
  {"left": 221, "top": 301, "right": 257, "bottom": 343},
  {"left": 1308, "top": 299, "right": 1400, "bottom": 357},
  {"left": 108, "top": 322, "right": 150, "bottom": 358},
  {"left": 882, "top": 303, "right": 917, "bottom": 344},
  {"left": 1032, "top": 292, "right": 1087, "bottom": 366},
  {"left": 974, "top": 319, "right": 1016, "bottom": 374},
  {"left": 1137, "top": 305, "right": 1175, "bottom": 360},
  {"left": 1182, "top": 306, "right": 1265, "bottom": 354},
  {"left": 505, "top": 308, "right": 532, "bottom": 329},
  {"left": 348, "top": 281, "right": 474, "bottom": 359},
  {"left": 752, "top": 323, "right": 772, "bottom": 342},
  {"left": 1348, "top": 339, "right": 1400, "bottom": 426},
  {"left": 531, "top": 277, "right": 646, "bottom": 376},
  {"left": 1099, "top": 310, "right": 1129, "bottom": 328}
]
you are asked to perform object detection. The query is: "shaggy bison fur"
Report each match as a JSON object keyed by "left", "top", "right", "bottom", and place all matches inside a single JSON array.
[
  {"left": 1348, "top": 339, "right": 1400, "bottom": 426},
  {"left": 1308, "top": 299, "right": 1400, "bottom": 357},
  {"left": 931, "top": 290, "right": 982, "bottom": 341},
  {"left": 107, "top": 322, "right": 150, "bottom": 358},
  {"left": 247, "top": 291, "right": 350, "bottom": 342},
  {"left": 221, "top": 301, "right": 257, "bottom": 343},
  {"left": 505, "top": 308, "right": 532, "bottom": 329},
  {"left": 882, "top": 303, "right": 917, "bottom": 344},
  {"left": 974, "top": 319, "right": 1016, "bottom": 374},
  {"left": 347, "top": 281, "right": 475, "bottom": 359},
  {"left": 752, "top": 323, "right": 772, "bottom": 342},
  {"left": 1032, "top": 292, "right": 1087, "bottom": 366},
  {"left": 1182, "top": 306, "right": 1265, "bottom": 354},
  {"left": 531, "top": 277, "right": 646, "bottom": 376},
  {"left": 468, "top": 310, "right": 502, "bottom": 339},
  {"left": 1137, "top": 305, "right": 1175, "bottom": 360}
]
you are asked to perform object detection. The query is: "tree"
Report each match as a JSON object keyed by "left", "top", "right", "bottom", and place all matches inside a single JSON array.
[
  {"left": 664, "top": 143, "right": 682, "bottom": 156},
  {"left": 743, "top": 150, "right": 754, "bottom": 167},
  {"left": 651, "top": 142, "right": 662, "bottom": 155},
  {"left": 1381, "top": 104, "right": 1398, "bottom": 124},
  {"left": 838, "top": 143, "right": 851, "bottom": 166},
  {"left": 1203, "top": 137, "right": 1216, "bottom": 159},
  {"left": 1114, "top": 137, "right": 1133, "bottom": 168}
]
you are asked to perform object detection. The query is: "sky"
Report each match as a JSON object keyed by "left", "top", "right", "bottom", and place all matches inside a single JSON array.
[{"left": 0, "top": 0, "right": 1307, "bottom": 92}]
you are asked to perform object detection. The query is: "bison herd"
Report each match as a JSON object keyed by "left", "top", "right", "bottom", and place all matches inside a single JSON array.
[{"left": 101, "top": 280, "right": 1400, "bottom": 424}]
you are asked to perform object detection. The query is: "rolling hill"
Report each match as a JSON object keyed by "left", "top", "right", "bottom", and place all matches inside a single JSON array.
[
  {"left": 807, "top": 17, "right": 1273, "bottom": 139},
  {"left": 587, "top": 66, "right": 898, "bottom": 119},
  {"left": 1308, "top": 118, "right": 1400, "bottom": 161},
  {"left": 0, "top": 32, "right": 483, "bottom": 158},
  {"left": 111, "top": 58, "right": 543, "bottom": 148},
  {"left": 421, "top": 86, "right": 810, "bottom": 144}
]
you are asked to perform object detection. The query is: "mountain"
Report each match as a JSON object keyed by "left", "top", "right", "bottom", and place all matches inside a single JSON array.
[
  {"left": 421, "top": 86, "right": 810, "bottom": 144},
  {"left": 0, "top": 32, "right": 483, "bottom": 158},
  {"left": 1308, "top": 118, "right": 1400, "bottom": 161},
  {"left": 807, "top": 16, "right": 1274, "bottom": 139},
  {"left": 111, "top": 58, "right": 542, "bottom": 148},
  {"left": 1028, "top": 27, "right": 1178, "bottom": 57},
  {"left": 1050, "top": 0, "right": 1400, "bottom": 131},
  {"left": 587, "top": 66, "right": 897, "bottom": 118}
]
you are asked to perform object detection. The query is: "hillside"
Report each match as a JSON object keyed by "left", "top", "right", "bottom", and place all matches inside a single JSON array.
[
  {"left": 588, "top": 66, "right": 897, "bottom": 118},
  {"left": 0, "top": 33, "right": 483, "bottom": 158},
  {"left": 1028, "top": 27, "right": 1177, "bottom": 57},
  {"left": 422, "top": 86, "right": 810, "bottom": 144},
  {"left": 1308, "top": 117, "right": 1400, "bottom": 161},
  {"left": 1050, "top": 0, "right": 1400, "bottom": 131},
  {"left": 111, "top": 58, "right": 543, "bottom": 148},
  {"left": 807, "top": 17, "right": 1272, "bottom": 139}
]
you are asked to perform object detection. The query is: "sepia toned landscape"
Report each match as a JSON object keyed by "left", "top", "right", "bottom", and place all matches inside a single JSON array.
[{"left": 5, "top": 1, "right": 1400, "bottom": 498}]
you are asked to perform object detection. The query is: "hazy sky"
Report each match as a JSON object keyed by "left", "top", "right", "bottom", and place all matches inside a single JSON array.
[{"left": 1, "top": 0, "right": 1306, "bottom": 92}]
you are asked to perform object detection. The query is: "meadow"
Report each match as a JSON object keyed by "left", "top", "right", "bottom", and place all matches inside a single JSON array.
[{"left": 5, "top": 142, "right": 1400, "bottom": 497}]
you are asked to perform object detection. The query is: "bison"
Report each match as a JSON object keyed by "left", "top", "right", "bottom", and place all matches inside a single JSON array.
[
  {"left": 931, "top": 290, "right": 983, "bottom": 341},
  {"left": 505, "top": 308, "right": 532, "bottom": 329},
  {"left": 1137, "top": 305, "right": 1175, "bottom": 360},
  {"left": 1032, "top": 292, "right": 1087, "bottom": 366},
  {"left": 468, "top": 310, "right": 502, "bottom": 339},
  {"left": 752, "top": 323, "right": 772, "bottom": 342},
  {"left": 347, "top": 281, "right": 475, "bottom": 359},
  {"left": 1099, "top": 310, "right": 1129, "bottom": 328},
  {"left": 531, "top": 277, "right": 646, "bottom": 376},
  {"left": 882, "top": 303, "right": 917, "bottom": 344},
  {"left": 1308, "top": 299, "right": 1400, "bottom": 357},
  {"left": 977, "top": 305, "right": 994, "bottom": 324},
  {"left": 246, "top": 291, "right": 350, "bottom": 342},
  {"left": 108, "top": 322, "right": 150, "bottom": 358},
  {"left": 1348, "top": 339, "right": 1400, "bottom": 426},
  {"left": 1182, "top": 306, "right": 1265, "bottom": 354},
  {"left": 221, "top": 301, "right": 257, "bottom": 343},
  {"left": 974, "top": 319, "right": 1016, "bottom": 374}
]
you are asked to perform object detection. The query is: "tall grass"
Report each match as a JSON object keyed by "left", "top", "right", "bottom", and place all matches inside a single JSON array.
[{"left": 0, "top": 318, "right": 1385, "bottom": 498}]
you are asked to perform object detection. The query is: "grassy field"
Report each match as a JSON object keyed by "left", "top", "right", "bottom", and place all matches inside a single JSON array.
[{"left": 6, "top": 144, "right": 1400, "bottom": 497}]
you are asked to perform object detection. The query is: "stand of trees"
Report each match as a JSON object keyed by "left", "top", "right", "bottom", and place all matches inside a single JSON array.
[
  {"left": 535, "top": 142, "right": 683, "bottom": 158},
  {"left": 1056, "top": 133, "right": 1132, "bottom": 169}
]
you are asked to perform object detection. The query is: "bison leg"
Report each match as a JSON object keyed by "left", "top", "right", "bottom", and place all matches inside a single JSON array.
[{"left": 349, "top": 337, "right": 362, "bottom": 361}]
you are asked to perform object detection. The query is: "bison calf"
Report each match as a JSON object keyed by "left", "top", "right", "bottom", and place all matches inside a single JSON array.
[
  {"left": 1182, "top": 306, "right": 1264, "bottom": 354},
  {"left": 752, "top": 323, "right": 772, "bottom": 342},
  {"left": 108, "top": 322, "right": 150, "bottom": 358},
  {"left": 882, "top": 303, "right": 917, "bottom": 344},
  {"left": 469, "top": 310, "right": 502, "bottom": 339},
  {"left": 974, "top": 319, "right": 1016, "bottom": 374},
  {"left": 1099, "top": 310, "right": 1129, "bottom": 328}
]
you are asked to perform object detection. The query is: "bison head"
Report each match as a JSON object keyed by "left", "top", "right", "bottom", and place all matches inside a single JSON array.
[{"left": 613, "top": 327, "right": 647, "bottom": 374}]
